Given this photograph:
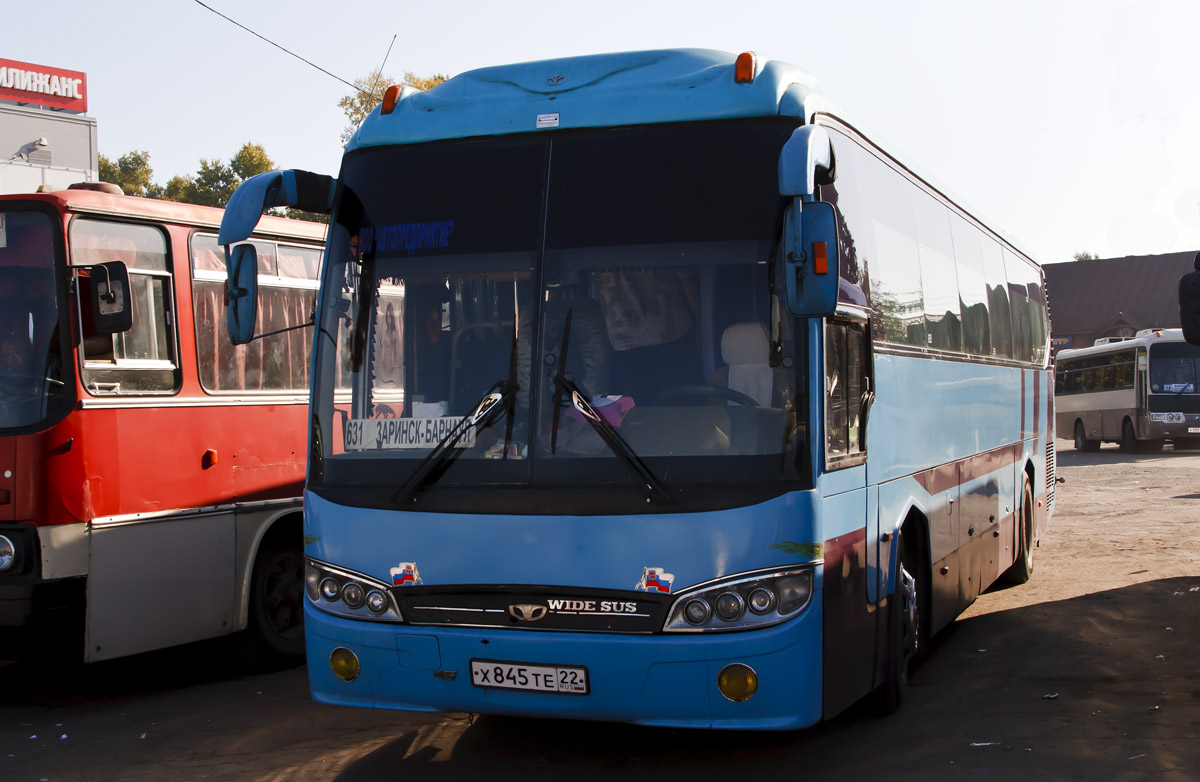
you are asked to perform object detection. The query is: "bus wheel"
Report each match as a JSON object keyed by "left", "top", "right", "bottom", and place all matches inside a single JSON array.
[
  {"left": 1001, "top": 476, "right": 1035, "bottom": 585},
  {"left": 876, "top": 531, "right": 920, "bottom": 714},
  {"left": 1074, "top": 421, "right": 1099, "bottom": 452},
  {"left": 1120, "top": 419, "right": 1139, "bottom": 453},
  {"left": 246, "top": 533, "right": 306, "bottom": 663}
]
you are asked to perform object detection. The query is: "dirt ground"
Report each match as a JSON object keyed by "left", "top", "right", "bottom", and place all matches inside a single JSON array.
[{"left": 2, "top": 438, "right": 1200, "bottom": 781}]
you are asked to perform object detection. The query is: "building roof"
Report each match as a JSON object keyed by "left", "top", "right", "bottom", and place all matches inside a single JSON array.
[{"left": 1044, "top": 251, "right": 1198, "bottom": 341}]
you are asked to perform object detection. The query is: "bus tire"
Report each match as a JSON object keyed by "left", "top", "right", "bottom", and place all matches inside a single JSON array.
[
  {"left": 245, "top": 531, "right": 306, "bottom": 663},
  {"left": 1120, "top": 419, "right": 1139, "bottom": 453},
  {"left": 876, "top": 530, "right": 920, "bottom": 714},
  {"left": 1074, "top": 421, "right": 1099, "bottom": 452},
  {"left": 1001, "top": 476, "right": 1035, "bottom": 585}
]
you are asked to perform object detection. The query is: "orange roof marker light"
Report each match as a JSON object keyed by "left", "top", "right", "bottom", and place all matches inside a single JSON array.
[
  {"left": 381, "top": 85, "right": 402, "bottom": 116},
  {"left": 734, "top": 52, "right": 757, "bottom": 84}
]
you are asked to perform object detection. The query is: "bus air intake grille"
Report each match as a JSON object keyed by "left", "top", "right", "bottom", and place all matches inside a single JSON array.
[
  {"left": 394, "top": 586, "right": 672, "bottom": 634},
  {"left": 1046, "top": 439, "right": 1056, "bottom": 509}
]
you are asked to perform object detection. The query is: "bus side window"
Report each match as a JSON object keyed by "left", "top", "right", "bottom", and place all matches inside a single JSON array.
[
  {"left": 825, "top": 319, "right": 870, "bottom": 466},
  {"left": 70, "top": 218, "right": 178, "bottom": 395}
]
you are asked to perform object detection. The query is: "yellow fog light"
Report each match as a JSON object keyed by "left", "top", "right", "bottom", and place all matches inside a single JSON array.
[
  {"left": 330, "top": 647, "right": 361, "bottom": 682},
  {"left": 717, "top": 663, "right": 758, "bottom": 702}
]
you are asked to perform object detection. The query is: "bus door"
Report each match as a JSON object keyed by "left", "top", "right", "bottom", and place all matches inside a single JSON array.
[
  {"left": 72, "top": 217, "right": 237, "bottom": 661},
  {"left": 819, "top": 315, "right": 877, "bottom": 716},
  {"left": 1136, "top": 347, "right": 1149, "bottom": 435}
]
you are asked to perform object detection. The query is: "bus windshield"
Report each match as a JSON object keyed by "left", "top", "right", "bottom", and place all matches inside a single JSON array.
[
  {"left": 0, "top": 207, "right": 70, "bottom": 430},
  {"left": 1149, "top": 341, "right": 1200, "bottom": 393},
  {"left": 311, "top": 120, "right": 807, "bottom": 510}
]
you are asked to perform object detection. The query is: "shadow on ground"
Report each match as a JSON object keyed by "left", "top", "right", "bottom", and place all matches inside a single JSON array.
[
  {"left": 0, "top": 632, "right": 300, "bottom": 709},
  {"left": 333, "top": 577, "right": 1200, "bottom": 782}
]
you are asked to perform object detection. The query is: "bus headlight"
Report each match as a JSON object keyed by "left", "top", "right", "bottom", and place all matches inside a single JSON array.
[
  {"left": 0, "top": 535, "right": 14, "bottom": 572},
  {"left": 663, "top": 568, "right": 814, "bottom": 633},
  {"left": 304, "top": 559, "right": 404, "bottom": 623}
]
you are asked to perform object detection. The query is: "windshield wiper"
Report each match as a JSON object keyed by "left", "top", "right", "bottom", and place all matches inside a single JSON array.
[
  {"left": 391, "top": 387, "right": 506, "bottom": 505},
  {"left": 391, "top": 318, "right": 522, "bottom": 504},
  {"left": 549, "top": 308, "right": 670, "bottom": 504}
]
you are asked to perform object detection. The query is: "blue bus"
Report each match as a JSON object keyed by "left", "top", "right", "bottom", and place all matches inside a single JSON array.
[{"left": 219, "top": 49, "right": 1055, "bottom": 729}]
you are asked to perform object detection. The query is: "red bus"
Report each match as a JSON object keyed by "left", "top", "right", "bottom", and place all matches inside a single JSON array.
[{"left": 0, "top": 183, "right": 325, "bottom": 662}]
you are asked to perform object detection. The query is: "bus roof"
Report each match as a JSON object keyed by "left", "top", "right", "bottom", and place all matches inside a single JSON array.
[
  {"left": 0, "top": 186, "right": 327, "bottom": 244},
  {"left": 1056, "top": 328, "right": 1185, "bottom": 360},
  {"left": 347, "top": 48, "right": 1037, "bottom": 266},
  {"left": 349, "top": 49, "right": 824, "bottom": 150}
]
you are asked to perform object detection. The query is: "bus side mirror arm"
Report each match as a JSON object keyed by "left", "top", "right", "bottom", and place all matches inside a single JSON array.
[
  {"left": 219, "top": 169, "right": 334, "bottom": 345},
  {"left": 217, "top": 169, "right": 336, "bottom": 246}
]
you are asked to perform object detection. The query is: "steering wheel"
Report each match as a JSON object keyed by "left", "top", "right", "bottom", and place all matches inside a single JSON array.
[{"left": 653, "top": 384, "right": 760, "bottom": 407}]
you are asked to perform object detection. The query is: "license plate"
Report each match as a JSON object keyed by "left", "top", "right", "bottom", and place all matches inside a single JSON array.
[
  {"left": 1189, "top": 427, "right": 1200, "bottom": 433},
  {"left": 470, "top": 659, "right": 589, "bottom": 695}
]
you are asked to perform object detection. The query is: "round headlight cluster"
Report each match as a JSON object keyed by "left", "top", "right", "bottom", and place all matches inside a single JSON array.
[
  {"left": 714, "top": 591, "right": 745, "bottom": 622},
  {"left": 342, "top": 582, "right": 366, "bottom": 609},
  {"left": 683, "top": 599, "right": 711, "bottom": 625},
  {"left": 304, "top": 560, "right": 400, "bottom": 621},
  {"left": 667, "top": 568, "right": 814, "bottom": 632},
  {"left": 748, "top": 588, "right": 776, "bottom": 614}
]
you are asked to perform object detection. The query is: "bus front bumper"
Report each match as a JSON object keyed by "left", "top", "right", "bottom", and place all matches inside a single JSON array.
[{"left": 304, "top": 598, "right": 823, "bottom": 731}]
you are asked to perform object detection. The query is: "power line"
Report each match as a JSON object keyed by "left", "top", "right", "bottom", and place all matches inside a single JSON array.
[{"left": 191, "top": 0, "right": 366, "bottom": 94}]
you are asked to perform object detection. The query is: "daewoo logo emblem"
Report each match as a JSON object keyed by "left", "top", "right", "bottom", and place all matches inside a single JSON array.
[
  {"left": 508, "top": 603, "right": 548, "bottom": 622},
  {"left": 546, "top": 75, "right": 566, "bottom": 86}
]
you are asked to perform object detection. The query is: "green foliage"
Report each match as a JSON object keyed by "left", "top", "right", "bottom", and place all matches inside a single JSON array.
[
  {"left": 1073, "top": 251, "right": 1099, "bottom": 262},
  {"left": 160, "top": 142, "right": 276, "bottom": 208},
  {"left": 97, "top": 150, "right": 164, "bottom": 198},
  {"left": 282, "top": 208, "right": 330, "bottom": 224},
  {"left": 338, "top": 70, "right": 448, "bottom": 143}
]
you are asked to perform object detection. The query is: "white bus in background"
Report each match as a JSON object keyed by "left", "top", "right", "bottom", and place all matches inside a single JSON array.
[{"left": 1056, "top": 328, "right": 1200, "bottom": 452}]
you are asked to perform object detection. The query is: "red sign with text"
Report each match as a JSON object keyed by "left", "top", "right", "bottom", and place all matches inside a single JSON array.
[{"left": 0, "top": 58, "right": 88, "bottom": 113}]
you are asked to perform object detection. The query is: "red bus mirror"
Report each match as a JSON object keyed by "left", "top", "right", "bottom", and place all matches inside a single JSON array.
[{"left": 89, "top": 261, "right": 133, "bottom": 334}]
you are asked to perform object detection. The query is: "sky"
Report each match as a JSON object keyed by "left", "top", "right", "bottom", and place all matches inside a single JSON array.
[{"left": 4, "top": 0, "right": 1200, "bottom": 265}]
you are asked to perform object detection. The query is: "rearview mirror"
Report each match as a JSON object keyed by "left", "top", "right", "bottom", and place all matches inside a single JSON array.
[
  {"left": 225, "top": 244, "right": 259, "bottom": 345},
  {"left": 781, "top": 200, "right": 840, "bottom": 317},
  {"left": 89, "top": 261, "right": 133, "bottom": 334}
]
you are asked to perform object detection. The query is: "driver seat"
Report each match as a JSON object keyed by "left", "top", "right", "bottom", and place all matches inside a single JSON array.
[{"left": 718, "top": 322, "right": 773, "bottom": 406}]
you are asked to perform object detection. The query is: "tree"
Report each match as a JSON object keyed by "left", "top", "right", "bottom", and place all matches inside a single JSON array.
[
  {"left": 97, "top": 142, "right": 325, "bottom": 221},
  {"left": 161, "top": 142, "right": 276, "bottom": 208},
  {"left": 1073, "top": 251, "right": 1099, "bottom": 262},
  {"left": 97, "top": 151, "right": 164, "bottom": 198},
  {"left": 338, "top": 70, "right": 448, "bottom": 143}
]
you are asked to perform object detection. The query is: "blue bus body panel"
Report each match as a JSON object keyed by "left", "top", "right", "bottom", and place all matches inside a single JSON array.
[
  {"left": 306, "top": 602, "right": 823, "bottom": 730},
  {"left": 348, "top": 49, "right": 820, "bottom": 151},
  {"left": 869, "top": 354, "right": 1022, "bottom": 485},
  {"left": 305, "top": 490, "right": 825, "bottom": 729},
  {"left": 304, "top": 490, "right": 820, "bottom": 592}
]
